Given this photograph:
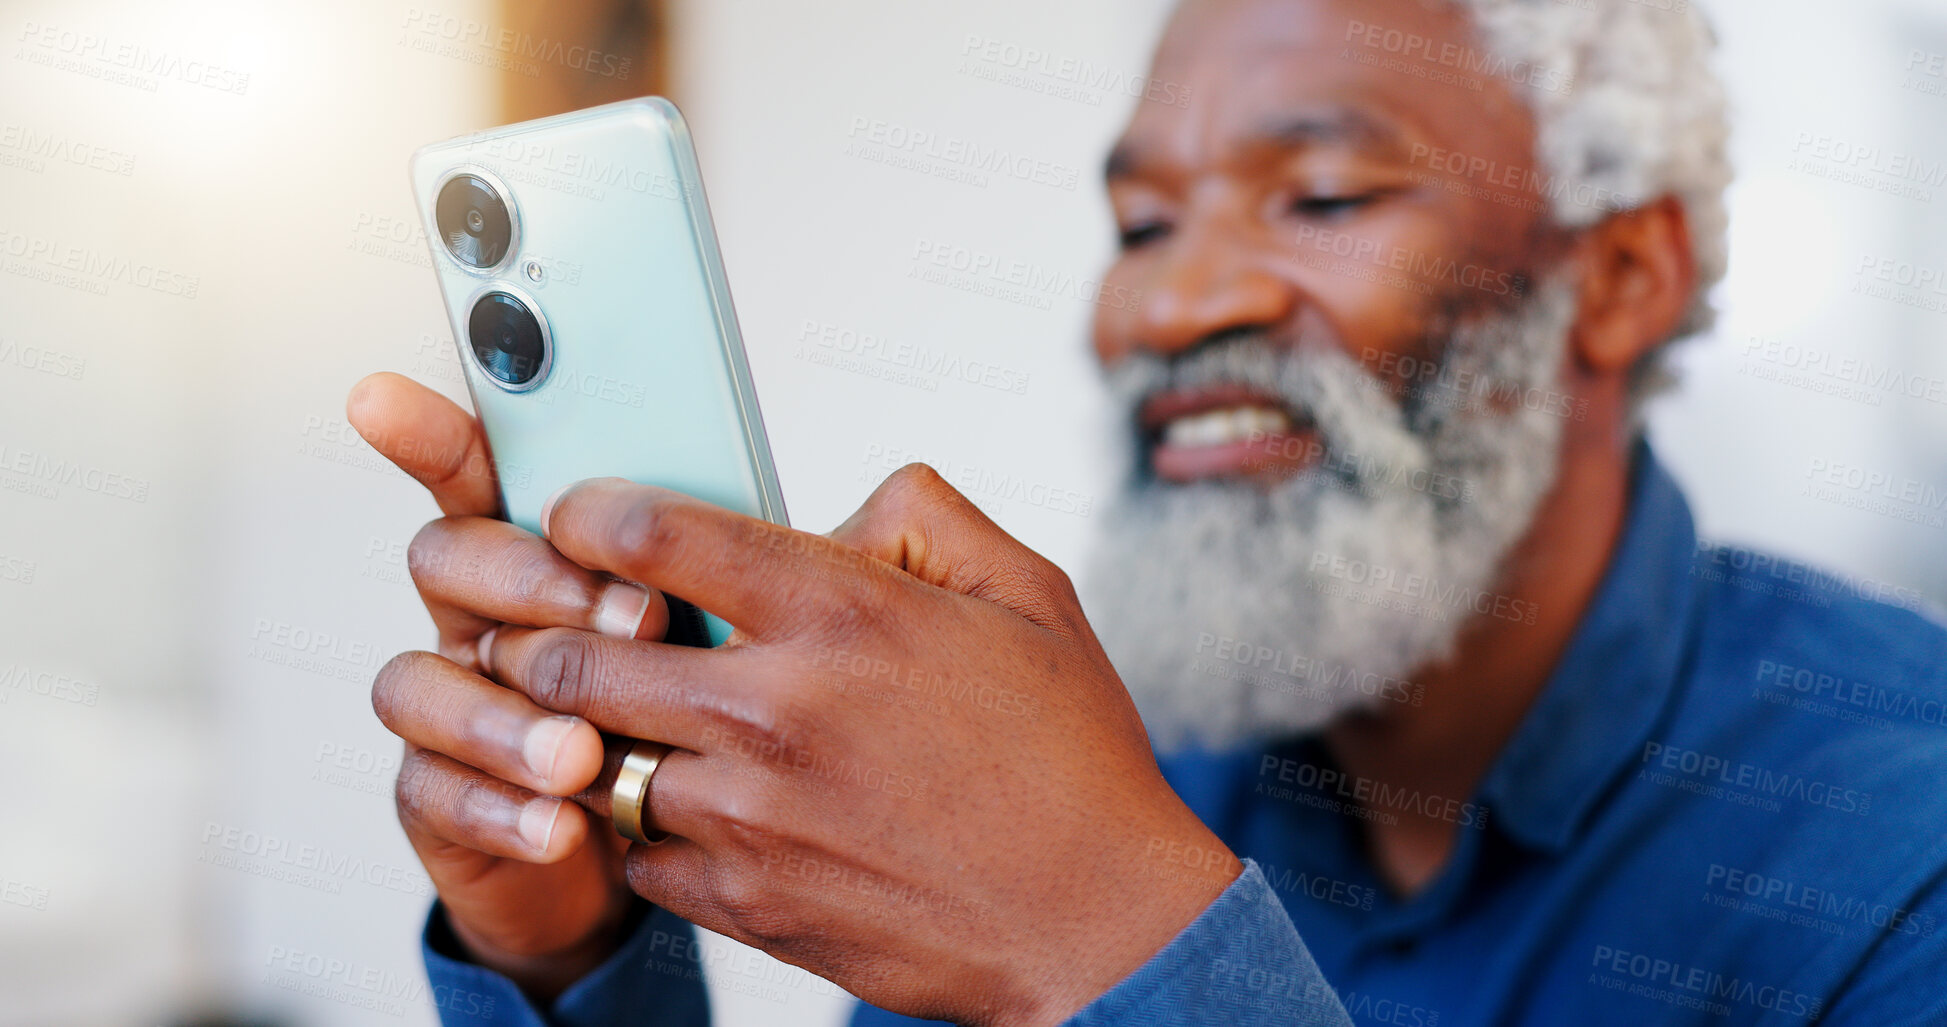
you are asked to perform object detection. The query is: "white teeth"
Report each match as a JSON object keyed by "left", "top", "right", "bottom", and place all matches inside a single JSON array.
[
  {"left": 1162, "top": 405, "right": 1294, "bottom": 448},
  {"left": 1244, "top": 407, "right": 1292, "bottom": 435}
]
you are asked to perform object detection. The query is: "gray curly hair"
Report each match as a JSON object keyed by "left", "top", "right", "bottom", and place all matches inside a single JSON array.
[{"left": 1455, "top": 0, "right": 1733, "bottom": 407}]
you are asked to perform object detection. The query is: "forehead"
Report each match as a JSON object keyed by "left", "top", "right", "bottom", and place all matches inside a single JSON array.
[{"left": 1118, "top": 0, "right": 1538, "bottom": 173}]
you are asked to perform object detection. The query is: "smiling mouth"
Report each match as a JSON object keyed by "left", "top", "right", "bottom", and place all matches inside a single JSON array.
[{"left": 1138, "top": 384, "right": 1322, "bottom": 484}]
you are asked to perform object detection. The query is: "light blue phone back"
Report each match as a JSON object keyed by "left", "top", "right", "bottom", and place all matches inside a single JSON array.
[{"left": 410, "top": 98, "right": 787, "bottom": 645}]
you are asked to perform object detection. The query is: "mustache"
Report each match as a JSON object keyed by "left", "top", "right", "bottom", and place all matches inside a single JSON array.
[
  {"left": 1101, "top": 308, "right": 1553, "bottom": 453},
  {"left": 1102, "top": 333, "right": 1416, "bottom": 483},
  {"left": 1104, "top": 330, "right": 1317, "bottom": 408}
]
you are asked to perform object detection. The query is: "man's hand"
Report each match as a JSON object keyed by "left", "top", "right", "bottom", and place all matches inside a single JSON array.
[
  {"left": 425, "top": 466, "right": 1242, "bottom": 1025},
  {"left": 347, "top": 372, "right": 661, "bottom": 999}
]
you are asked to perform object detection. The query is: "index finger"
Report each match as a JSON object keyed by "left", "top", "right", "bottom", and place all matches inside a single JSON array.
[
  {"left": 540, "top": 478, "right": 888, "bottom": 639},
  {"left": 347, "top": 372, "right": 500, "bottom": 517}
]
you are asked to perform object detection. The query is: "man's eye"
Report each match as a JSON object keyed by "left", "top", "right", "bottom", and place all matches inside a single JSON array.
[
  {"left": 1291, "top": 194, "right": 1378, "bottom": 219},
  {"left": 1118, "top": 221, "right": 1171, "bottom": 250}
]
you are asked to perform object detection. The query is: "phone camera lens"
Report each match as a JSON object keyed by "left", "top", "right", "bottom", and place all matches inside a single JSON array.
[
  {"left": 468, "top": 291, "right": 549, "bottom": 388},
  {"left": 437, "top": 173, "right": 514, "bottom": 269}
]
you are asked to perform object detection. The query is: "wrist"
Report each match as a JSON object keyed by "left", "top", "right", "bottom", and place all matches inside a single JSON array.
[
  {"left": 986, "top": 809, "right": 1241, "bottom": 1026},
  {"left": 447, "top": 898, "right": 647, "bottom": 1003}
]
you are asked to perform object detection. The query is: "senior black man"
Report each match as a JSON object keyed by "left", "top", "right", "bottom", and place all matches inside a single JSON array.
[{"left": 349, "top": 0, "right": 1947, "bottom": 1023}]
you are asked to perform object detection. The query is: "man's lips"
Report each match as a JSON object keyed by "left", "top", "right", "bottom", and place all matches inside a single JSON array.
[
  {"left": 1138, "top": 386, "right": 1321, "bottom": 484},
  {"left": 1137, "top": 383, "right": 1297, "bottom": 433}
]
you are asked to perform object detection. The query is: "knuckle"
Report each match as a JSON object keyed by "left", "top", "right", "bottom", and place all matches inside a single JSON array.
[
  {"left": 405, "top": 519, "right": 456, "bottom": 586},
  {"left": 393, "top": 749, "right": 449, "bottom": 827},
  {"left": 700, "top": 694, "right": 790, "bottom": 757},
  {"left": 717, "top": 788, "right": 780, "bottom": 848},
  {"left": 521, "top": 627, "right": 601, "bottom": 712},
  {"left": 1031, "top": 556, "right": 1079, "bottom": 603},
  {"left": 621, "top": 852, "right": 668, "bottom": 903},
  {"left": 699, "top": 709, "right": 824, "bottom": 793},
  {"left": 976, "top": 558, "right": 1086, "bottom": 639},
  {"left": 371, "top": 650, "right": 437, "bottom": 730},
  {"left": 825, "top": 578, "right": 890, "bottom": 632},
  {"left": 708, "top": 858, "right": 800, "bottom": 948},
  {"left": 887, "top": 461, "right": 948, "bottom": 495},
  {"left": 1020, "top": 570, "right": 1087, "bottom": 634},
  {"left": 396, "top": 753, "right": 523, "bottom": 838},
  {"left": 611, "top": 493, "right": 688, "bottom": 561},
  {"left": 865, "top": 463, "right": 992, "bottom": 552},
  {"left": 711, "top": 871, "right": 766, "bottom": 926},
  {"left": 458, "top": 772, "right": 525, "bottom": 818},
  {"left": 873, "top": 463, "right": 949, "bottom": 518},
  {"left": 504, "top": 546, "right": 564, "bottom": 608}
]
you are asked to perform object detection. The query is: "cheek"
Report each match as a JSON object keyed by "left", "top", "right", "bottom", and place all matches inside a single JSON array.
[
  {"left": 1284, "top": 211, "right": 1512, "bottom": 363},
  {"left": 1298, "top": 273, "right": 1433, "bottom": 365},
  {"left": 1287, "top": 256, "right": 1441, "bottom": 376}
]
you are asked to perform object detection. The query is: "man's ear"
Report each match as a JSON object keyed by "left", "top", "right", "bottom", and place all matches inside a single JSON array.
[{"left": 1567, "top": 195, "right": 1697, "bottom": 377}]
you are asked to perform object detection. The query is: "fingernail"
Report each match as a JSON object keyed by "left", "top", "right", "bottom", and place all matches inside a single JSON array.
[
  {"left": 595, "top": 582, "right": 655, "bottom": 639},
  {"left": 540, "top": 484, "right": 572, "bottom": 538},
  {"left": 517, "top": 797, "right": 563, "bottom": 853},
  {"left": 523, "top": 715, "right": 580, "bottom": 784},
  {"left": 475, "top": 627, "right": 498, "bottom": 672}
]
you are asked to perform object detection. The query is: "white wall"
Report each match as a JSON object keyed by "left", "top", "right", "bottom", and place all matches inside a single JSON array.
[
  {"left": 1652, "top": 0, "right": 1947, "bottom": 603},
  {"left": 0, "top": 0, "right": 1942, "bottom": 1024},
  {"left": 0, "top": 0, "right": 501, "bottom": 1023}
]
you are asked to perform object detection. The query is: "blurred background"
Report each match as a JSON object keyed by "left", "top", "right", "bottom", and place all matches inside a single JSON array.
[{"left": 0, "top": 0, "right": 1942, "bottom": 1023}]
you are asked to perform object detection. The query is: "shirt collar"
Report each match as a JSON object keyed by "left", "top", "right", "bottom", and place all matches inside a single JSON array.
[{"left": 1475, "top": 440, "right": 1699, "bottom": 853}]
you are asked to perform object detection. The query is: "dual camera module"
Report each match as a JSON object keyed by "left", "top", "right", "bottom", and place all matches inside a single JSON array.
[{"left": 435, "top": 172, "right": 548, "bottom": 389}]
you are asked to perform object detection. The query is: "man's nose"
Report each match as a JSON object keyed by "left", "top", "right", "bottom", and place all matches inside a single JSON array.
[{"left": 1131, "top": 223, "right": 1297, "bottom": 357}]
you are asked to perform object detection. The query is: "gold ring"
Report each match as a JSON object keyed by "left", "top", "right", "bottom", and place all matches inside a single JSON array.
[{"left": 610, "top": 740, "right": 674, "bottom": 845}]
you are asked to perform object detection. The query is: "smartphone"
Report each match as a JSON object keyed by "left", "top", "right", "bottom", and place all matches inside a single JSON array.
[{"left": 409, "top": 97, "right": 787, "bottom": 647}]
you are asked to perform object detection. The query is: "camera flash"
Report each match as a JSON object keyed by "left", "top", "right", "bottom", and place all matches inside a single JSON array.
[{"left": 524, "top": 260, "right": 545, "bottom": 283}]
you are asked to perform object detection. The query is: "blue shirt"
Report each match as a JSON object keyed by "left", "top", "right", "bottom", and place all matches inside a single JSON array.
[{"left": 423, "top": 444, "right": 1947, "bottom": 1025}]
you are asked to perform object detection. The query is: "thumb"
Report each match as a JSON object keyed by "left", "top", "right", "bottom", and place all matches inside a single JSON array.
[{"left": 347, "top": 372, "right": 502, "bottom": 518}]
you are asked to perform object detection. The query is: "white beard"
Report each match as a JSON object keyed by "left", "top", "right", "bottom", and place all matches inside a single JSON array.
[{"left": 1082, "top": 279, "right": 1579, "bottom": 755}]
